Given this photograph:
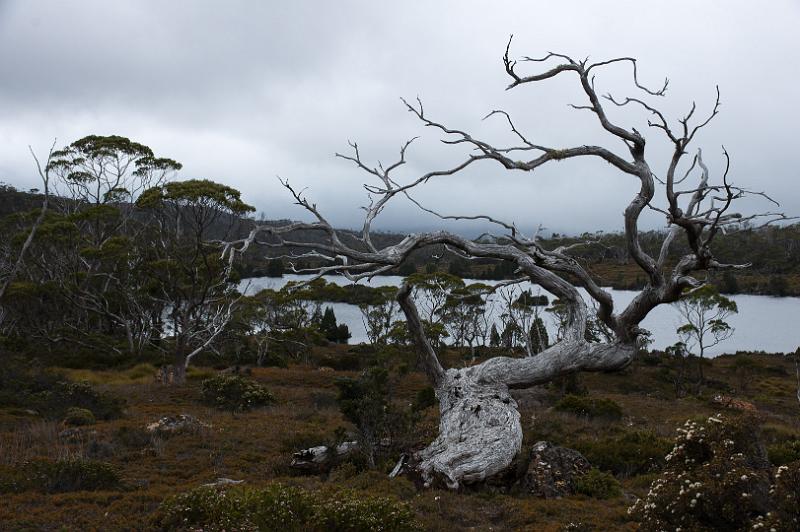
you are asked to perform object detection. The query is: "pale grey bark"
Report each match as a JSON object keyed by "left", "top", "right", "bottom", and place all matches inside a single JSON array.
[{"left": 221, "top": 42, "right": 787, "bottom": 488}]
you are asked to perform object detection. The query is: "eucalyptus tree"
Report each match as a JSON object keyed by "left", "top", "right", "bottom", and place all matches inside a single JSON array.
[
  {"left": 672, "top": 284, "right": 738, "bottom": 382},
  {"left": 0, "top": 144, "right": 52, "bottom": 324},
  {"left": 24, "top": 136, "right": 181, "bottom": 353},
  {"left": 439, "top": 283, "right": 490, "bottom": 359},
  {"left": 405, "top": 272, "right": 464, "bottom": 349},
  {"left": 136, "top": 179, "right": 254, "bottom": 382},
  {"left": 359, "top": 286, "right": 399, "bottom": 347},
  {"left": 47, "top": 135, "right": 181, "bottom": 242},
  {"left": 225, "top": 41, "right": 787, "bottom": 488},
  {"left": 498, "top": 287, "right": 548, "bottom": 356}
]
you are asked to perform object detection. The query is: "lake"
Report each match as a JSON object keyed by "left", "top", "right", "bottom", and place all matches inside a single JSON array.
[{"left": 239, "top": 274, "right": 800, "bottom": 357}]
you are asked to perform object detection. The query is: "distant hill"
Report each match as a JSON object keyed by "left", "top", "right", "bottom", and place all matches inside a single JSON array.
[{"left": 3, "top": 183, "right": 798, "bottom": 295}]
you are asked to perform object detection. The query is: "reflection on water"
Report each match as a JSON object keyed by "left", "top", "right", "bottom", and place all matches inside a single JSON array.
[{"left": 239, "top": 274, "right": 800, "bottom": 357}]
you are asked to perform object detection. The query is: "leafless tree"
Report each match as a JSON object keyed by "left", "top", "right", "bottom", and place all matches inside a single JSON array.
[{"left": 224, "top": 40, "right": 789, "bottom": 488}]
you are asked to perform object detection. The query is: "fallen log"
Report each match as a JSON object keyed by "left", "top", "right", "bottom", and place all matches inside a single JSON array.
[{"left": 290, "top": 440, "right": 360, "bottom": 472}]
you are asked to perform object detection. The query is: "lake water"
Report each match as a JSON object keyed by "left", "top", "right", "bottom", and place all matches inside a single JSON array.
[{"left": 239, "top": 274, "right": 800, "bottom": 357}]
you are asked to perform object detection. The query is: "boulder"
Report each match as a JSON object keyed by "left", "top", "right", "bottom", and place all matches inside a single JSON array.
[
  {"left": 58, "top": 427, "right": 97, "bottom": 443},
  {"left": 146, "top": 414, "right": 209, "bottom": 437},
  {"left": 516, "top": 441, "right": 591, "bottom": 498}
]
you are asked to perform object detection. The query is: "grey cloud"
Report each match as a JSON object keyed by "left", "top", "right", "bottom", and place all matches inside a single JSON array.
[{"left": 0, "top": 0, "right": 798, "bottom": 236}]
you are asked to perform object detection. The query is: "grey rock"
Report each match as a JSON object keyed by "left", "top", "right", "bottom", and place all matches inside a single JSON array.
[{"left": 517, "top": 441, "right": 591, "bottom": 498}]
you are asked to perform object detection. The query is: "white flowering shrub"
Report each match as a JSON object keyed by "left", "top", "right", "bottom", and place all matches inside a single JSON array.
[
  {"left": 155, "top": 483, "right": 419, "bottom": 531},
  {"left": 758, "top": 463, "right": 800, "bottom": 531},
  {"left": 630, "top": 414, "right": 800, "bottom": 531}
]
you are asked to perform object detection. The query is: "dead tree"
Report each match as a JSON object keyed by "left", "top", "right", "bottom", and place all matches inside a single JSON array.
[{"left": 225, "top": 40, "right": 789, "bottom": 488}]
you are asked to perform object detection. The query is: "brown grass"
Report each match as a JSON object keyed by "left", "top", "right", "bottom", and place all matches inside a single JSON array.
[{"left": 0, "top": 352, "right": 798, "bottom": 530}]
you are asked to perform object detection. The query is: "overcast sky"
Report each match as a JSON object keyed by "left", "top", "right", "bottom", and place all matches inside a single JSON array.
[{"left": 0, "top": 1, "right": 797, "bottom": 236}]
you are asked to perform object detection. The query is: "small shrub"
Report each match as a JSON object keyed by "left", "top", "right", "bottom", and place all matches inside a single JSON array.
[
  {"left": 31, "top": 381, "right": 124, "bottom": 420},
  {"left": 200, "top": 374, "right": 274, "bottom": 411},
  {"left": 554, "top": 394, "right": 623, "bottom": 420},
  {"left": 62, "top": 407, "right": 96, "bottom": 427},
  {"left": 768, "top": 439, "right": 800, "bottom": 466},
  {"left": 155, "top": 483, "right": 418, "bottom": 531},
  {"left": 761, "top": 462, "right": 800, "bottom": 530},
  {"left": 318, "top": 352, "right": 362, "bottom": 371},
  {"left": 0, "top": 458, "right": 120, "bottom": 493},
  {"left": 313, "top": 488, "right": 418, "bottom": 531},
  {"left": 574, "top": 430, "right": 672, "bottom": 477},
  {"left": 0, "top": 360, "right": 123, "bottom": 420},
  {"left": 113, "top": 426, "right": 153, "bottom": 449},
  {"left": 412, "top": 386, "right": 436, "bottom": 412},
  {"left": 575, "top": 468, "right": 622, "bottom": 499}
]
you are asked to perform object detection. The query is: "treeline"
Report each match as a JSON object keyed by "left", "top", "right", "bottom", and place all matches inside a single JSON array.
[
  {"left": 2, "top": 135, "right": 797, "bottom": 379},
  {"left": 0, "top": 136, "right": 258, "bottom": 382},
  {"left": 240, "top": 225, "right": 800, "bottom": 296}
]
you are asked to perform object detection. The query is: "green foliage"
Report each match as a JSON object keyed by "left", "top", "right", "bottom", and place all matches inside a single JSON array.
[
  {"left": 760, "top": 462, "right": 800, "bottom": 530},
  {"left": 62, "top": 407, "right": 96, "bottom": 427},
  {"left": 673, "top": 285, "right": 738, "bottom": 356},
  {"left": 289, "top": 278, "right": 397, "bottom": 306},
  {"left": 266, "top": 257, "right": 284, "bottom": 277},
  {"left": 554, "top": 394, "right": 623, "bottom": 420},
  {"left": 137, "top": 179, "right": 254, "bottom": 214},
  {"left": 630, "top": 415, "right": 781, "bottom": 531},
  {"left": 489, "top": 323, "right": 501, "bottom": 347},
  {"left": 40, "top": 381, "right": 125, "bottom": 420},
  {"left": 318, "top": 351, "right": 362, "bottom": 371},
  {"left": 530, "top": 316, "right": 549, "bottom": 354},
  {"left": 335, "top": 367, "right": 411, "bottom": 466},
  {"left": 319, "top": 306, "right": 351, "bottom": 344},
  {"left": 767, "top": 439, "right": 800, "bottom": 466},
  {"left": 155, "top": 484, "right": 419, "bottom": 531},
  {"left": 0, "top": 362, "right": 125, "bottom": 420},
  {"left": 412, "top": 386, "right": 437, "bottom": 412},
  {"left": 573, "top": 430, "right": 672, "bottom": 477},
  {"left": 200, "top": 374, "right": 274, "bottom": 412},
  {"left": 575, "top": 468, "right": 622, "bottom": 499},
  {"left": 0, "top": 458, "right": 120, "bottom": 493}
]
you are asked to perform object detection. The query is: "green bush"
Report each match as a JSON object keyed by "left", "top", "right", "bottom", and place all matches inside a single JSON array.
[
  {"left": 412, "top": 386, "right": 436, "bottom": 412},
  {"left": 0, "top": 361, "right": 123, "bottom": 420},
  {"left": 113, "top": 425, "right": 153, "bottom": 449},
  {"left": 155, "top": 483, "right": 419, "bottom": 531},
  {"left": 575, "top": 468, "right": 622, "bottom": 499},
  {"left": 0, "top": 458, "right": 120, "bottom": 493},
  {"left": 630, "top": 415, "right": 777, "bottom": 531},
  {"left": 767, "top": 439, "right": 800, "bottom": 466},
  {"left": 313, "top": 488, "right": 418, "bottom": 531},
  {"left": 573, "top": 430, "right": 671, "bottom": 477},
  {"left": 760, "top": 462, "right": 800, "bottom": 530},
  {"left": 554, "top": 394, "right": 623, "bottom": 420},
  {"left": 62, "top": 406, "right": 96, "bottom": 426},
  {"left": 318, "top": 351, "right": 362, "bottom": 371},
  {"left": 31, "top": 380, "right": 124, "bottom": 420},
  {"left": 200, "top": 374, "right": 274, "bottom": 411}
]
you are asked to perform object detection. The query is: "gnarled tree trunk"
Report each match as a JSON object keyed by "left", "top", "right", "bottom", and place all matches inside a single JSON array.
[
  {"left": 418, "top": 367, "right": 522, "bottom": 488},
  {"left": 397, "top": 282, "right": 635, "bottom": 488},
  {"left": 219, "top": 42, "right": 777, "bottom": 488}
]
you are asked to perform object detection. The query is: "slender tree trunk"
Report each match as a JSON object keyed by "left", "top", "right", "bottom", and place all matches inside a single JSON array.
[{"left": 173, "top": 354, "right": 187, "bottom": 384}]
